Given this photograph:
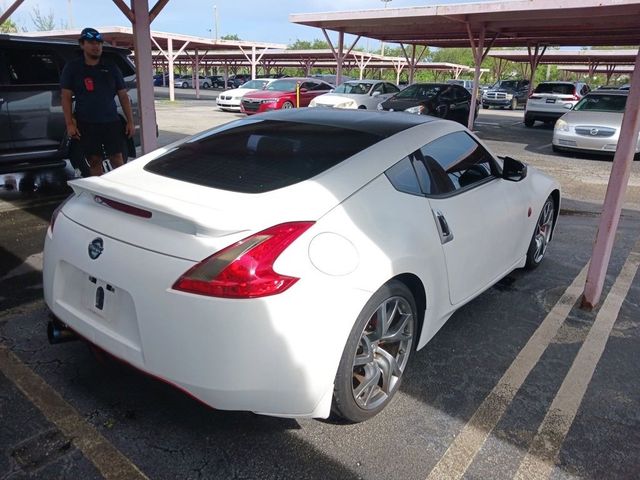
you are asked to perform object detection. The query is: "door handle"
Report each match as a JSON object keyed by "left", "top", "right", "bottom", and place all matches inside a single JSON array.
[{"left": 433, "top": 210, "right": 454, "bottom": 244}]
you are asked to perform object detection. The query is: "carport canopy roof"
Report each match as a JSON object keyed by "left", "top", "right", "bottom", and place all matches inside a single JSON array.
[
  {"left": 20, "top": 26, "right": 286, "bottom": 51},
  {"left": 290, "top": 0, "right": 640, "bottom": 48},
  {"left": 488, "top": 50, "right": 639, "bottom": 65}
]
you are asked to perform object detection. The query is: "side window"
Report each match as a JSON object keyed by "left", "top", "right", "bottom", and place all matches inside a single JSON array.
[
  {"left": 385, "top": 83, "right": 400, "bottom": 94},
  {"left": 101, "top": 52, "right": 135, "bottom": 77},
  {"left": 372, "top": 83, "right": 385, "bottom": 95},
  {"left": 5, "top": 48, "right": 62, "bottom": 85},
  {"left": 419, "top": 131, "right": 497, "bottom": 194},
  {"left": 385, "top": 156, "right": 423, "bottom": 196},
  {"left": 0, "top": 53, "right": 9, "bottom": 85}
]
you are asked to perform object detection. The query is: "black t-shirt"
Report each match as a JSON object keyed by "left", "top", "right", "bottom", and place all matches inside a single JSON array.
[{"left": 60, "top": 56, "right": 125, "bottom": 123}]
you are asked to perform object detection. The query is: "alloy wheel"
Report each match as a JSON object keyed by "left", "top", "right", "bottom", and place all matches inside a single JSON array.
[
  {"left": 533, "top": 199, "right": 554, "bottom": 264},
  {"left": 351, "top": 296, "right": 414, "bottom": 411}
]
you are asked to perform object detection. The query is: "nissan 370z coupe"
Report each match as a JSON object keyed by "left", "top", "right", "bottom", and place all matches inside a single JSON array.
[{"left": 44, "top": 109, "right": 560, "bottom": 422}]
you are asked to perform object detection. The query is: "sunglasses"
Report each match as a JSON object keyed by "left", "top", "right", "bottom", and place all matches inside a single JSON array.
[{"left": 82, "top": 32, "right": 103, "bottom": 41}]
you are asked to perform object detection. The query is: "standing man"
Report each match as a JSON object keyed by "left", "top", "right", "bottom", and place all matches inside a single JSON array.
[{"left": 61, "top": 27, "right": 135, "bottom": 176}]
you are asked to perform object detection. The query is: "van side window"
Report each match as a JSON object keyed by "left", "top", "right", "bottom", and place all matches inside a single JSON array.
[
  {"left": 5, "top": 49, "right": 62, "bottom": 85},
  {"left": 101, "top": 51, "right": 135, "bottom": 77},
  {"left": 418, "top": 131, "right": 497, "bottom": 195}
]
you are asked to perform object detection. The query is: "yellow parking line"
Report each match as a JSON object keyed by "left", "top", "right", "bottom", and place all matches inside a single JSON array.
[
  {"left": 425, "top": 262, "right": 589, "bottom": 480},
  {"left": 0, "top": 344, "right": 148, "bottom": 480},
  {"left": 514, "top": 239, "right": 640, "bottom": 479}
]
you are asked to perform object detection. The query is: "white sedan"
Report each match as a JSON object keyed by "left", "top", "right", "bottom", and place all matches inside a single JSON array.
[
  {"left": 44, "top": 110, "right": 560, "bottom": 422},
  {"left": 215, "top": 78, "right": 273, "bottom": 112},
  {"left": 309, "top": 79, "right": 400, "bottom": 110}
]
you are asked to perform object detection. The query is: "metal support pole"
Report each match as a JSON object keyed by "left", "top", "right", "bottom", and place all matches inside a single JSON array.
[
  {"left": 336, "top": 31, "right": 344, "bottom": 87},
  {"left": 194, "top": 48, "right": 200, "bottom": 99},
  {"left": 251, "top": 46, "right": 256, "bottom": 80},
  {"left": 168, "top": 37, "right": 175, "bottom": 102},
  {"left": 0, "top": 0, "right": 25, "bottom": 25},
  {"left": 582, "top": 47, "right": 640, "bottom": 309},
  {"left": 131, "top": 0, "right": 157, "bottom": 153}
]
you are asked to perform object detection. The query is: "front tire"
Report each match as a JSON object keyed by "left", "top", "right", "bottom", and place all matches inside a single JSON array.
[
  {"left": 332, "top": 280, "right": 417, "bottom": 423},
  {"left": 281, "top": 101, "right": 294, "bottom": 109},
  {"left": 525, "top": 196, "right": 555, "bottom": 269}
]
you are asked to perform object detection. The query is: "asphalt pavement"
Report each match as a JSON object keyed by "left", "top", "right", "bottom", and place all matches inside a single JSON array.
[{"left": 0, "top": 100, "right": 639, "bottom": 479}]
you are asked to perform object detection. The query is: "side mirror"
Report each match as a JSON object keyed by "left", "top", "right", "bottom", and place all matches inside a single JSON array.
[
  {"left": 501, "top": 156, "right": 527, "bottom": 182},
  {"left": 371, "top": 91, "right": 381, "bottom": 97}
]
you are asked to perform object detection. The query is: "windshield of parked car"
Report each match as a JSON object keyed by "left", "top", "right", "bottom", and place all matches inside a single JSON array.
[
  {"left": 395, "top": 84, "right": 443, "bottom": 99},
  {"left": 573, "top": 94, "right": 627, "bottom": 112},
  {"left": 491, "top": 80, "right": 519, "bottom": 90},
  {"left": 333, "top": 82, "right": 373, "bottom": 95},
  {"left": 144, "top": 120, "right": 384, "bottom": 193},
  {"left": 534, "top": 83, "right": 576, "bottom": 95},
  {"left": 241, "top": 80, "right": 269, "bottom": 90},
  {"left": 265, "top": 79, "right": 299, "bottom": 92}
]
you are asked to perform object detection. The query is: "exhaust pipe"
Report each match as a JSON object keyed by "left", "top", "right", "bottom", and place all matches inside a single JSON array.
[{"left": 47, "top": 315, "right": 78, "bottom": 344}]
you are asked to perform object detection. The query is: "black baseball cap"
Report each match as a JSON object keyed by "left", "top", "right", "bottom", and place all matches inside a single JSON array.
[{"left": 79, "top": 28, "right": 103, "bottom": 42}]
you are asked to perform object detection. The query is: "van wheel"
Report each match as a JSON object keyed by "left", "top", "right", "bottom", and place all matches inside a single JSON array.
[{"left": 524, "top": 115, "right": 535, "bottom": 127}]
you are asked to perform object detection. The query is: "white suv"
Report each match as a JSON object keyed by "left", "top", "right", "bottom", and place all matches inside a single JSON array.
[{"left": 524, "top": 81, "right": 590, "bottom": 127}]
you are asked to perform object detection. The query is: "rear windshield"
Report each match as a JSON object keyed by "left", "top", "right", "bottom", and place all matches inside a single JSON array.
[
  {"left": 574, "top": 94, "right": 627, "bottom": 112},
  {"left": 144, "top": 120, "right": 383, "bottom": 193},
  {"left": 534, "top": 83, "right": 575, "bottom": 95}
]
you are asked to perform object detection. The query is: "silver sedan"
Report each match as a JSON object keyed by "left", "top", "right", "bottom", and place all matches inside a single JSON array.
[{"left": 553, "top": 90, "right": 640, "bottom": 158}]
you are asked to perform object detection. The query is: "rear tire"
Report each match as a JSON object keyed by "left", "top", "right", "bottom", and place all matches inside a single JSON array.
[
  {"left": 332, "top": 280, "right": 417, "bottom": 423},
  {"left": 524, "top": 114, "right": 535, "bottom": 127}
]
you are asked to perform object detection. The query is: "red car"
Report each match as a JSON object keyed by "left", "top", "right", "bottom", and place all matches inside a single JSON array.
[{"left": 240, "top": 77, "right": 333, "bottom": 115}]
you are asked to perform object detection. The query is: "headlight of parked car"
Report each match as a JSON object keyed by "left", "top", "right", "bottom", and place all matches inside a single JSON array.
[
  {"left": 309, "top": 99, "right": 318, "bottom": 107},
  {"left": 404, "top": 105, "right": 424, "bottom": 115},
  {"left": 376, "top": 102, "right": 384, "bottom": 111},
  {"left": 335, "top": 100, "right": 357, "bottom": 109},
  {"left": 555, "top": 119, "right": 570, "bottom": 132}
]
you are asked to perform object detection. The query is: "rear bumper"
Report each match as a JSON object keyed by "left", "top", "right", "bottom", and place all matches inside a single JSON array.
[{"left": 43, "top": 213, "right": 369, "bottom": 418}]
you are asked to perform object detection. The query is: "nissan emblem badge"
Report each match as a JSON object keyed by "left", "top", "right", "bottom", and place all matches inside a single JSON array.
[{"left": 88, "top": 238, "right": 104, "bottom": 260}]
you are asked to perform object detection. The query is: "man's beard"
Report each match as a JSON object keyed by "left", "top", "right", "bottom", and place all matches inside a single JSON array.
[{"left": 87, "top": 52, "right": 100, "bottom": 60}]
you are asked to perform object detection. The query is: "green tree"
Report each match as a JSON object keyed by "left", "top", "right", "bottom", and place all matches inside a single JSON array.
[
  {"left": 1, "top": 18, "right": 18, "bottom": 33},
  {"left": 288, "top": 39, "right": 330, "bottom": 50},
  {"left": 30, "top": 6, "right": 57, "bottom": 31},
  {"left": 220, "top": 34, "right": 241, "bottom": 41}
]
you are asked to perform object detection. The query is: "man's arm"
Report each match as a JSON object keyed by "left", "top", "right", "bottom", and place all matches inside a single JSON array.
[
  {"left": 61, "top": 88, "right": 80, "bottom": 139},
  {"left": 116, "top": 89, "right": 135, "bottom": 138}
]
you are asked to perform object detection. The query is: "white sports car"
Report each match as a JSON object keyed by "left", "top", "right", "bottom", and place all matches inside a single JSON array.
[
  {"left": 309, "top": 79, "right": 400, "bottom": 110},
  {"left": 44, "top": 110, "right": 560, "bottom": 422},
  {"left": 215, "top": 78, "right": 273, "bottom": 112}
]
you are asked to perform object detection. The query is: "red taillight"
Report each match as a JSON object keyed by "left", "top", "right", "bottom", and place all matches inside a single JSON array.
[
  {"left": 572, "top": 94, "right": 580, "bottom": 101},
  {"left": 95, "top": 195, "right": 152, "bottom": 218},
  {"left": 49, "top": 194, "right": 74, "bottom": 233},
  {"left": 173, "top": 221, "right": 315, "bottom": 299}
]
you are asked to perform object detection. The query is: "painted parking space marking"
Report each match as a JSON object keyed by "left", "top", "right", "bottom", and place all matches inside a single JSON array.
[
  {"left": 425, "top": 262, "right": 589, "bottom": 480},
  {"left": 0, "top": 344, "right": 148, "bottom": 480},
  {"left": 514, "top": 238, "right": 640, "bottom": 479}
]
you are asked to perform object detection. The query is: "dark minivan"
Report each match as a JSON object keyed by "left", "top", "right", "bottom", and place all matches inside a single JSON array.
[{"left": 0, "top": 35, "right": 140, "bottom": 173}]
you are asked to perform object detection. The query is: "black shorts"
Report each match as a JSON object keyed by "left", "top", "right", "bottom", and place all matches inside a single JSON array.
[{"left": 77, "top": 120, "right": 124, "bottom": 156}]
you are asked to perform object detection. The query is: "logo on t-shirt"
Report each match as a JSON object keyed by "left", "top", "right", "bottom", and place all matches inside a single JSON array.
[{"left": 84, "top": 77, "right": 94, "bottom": 92}]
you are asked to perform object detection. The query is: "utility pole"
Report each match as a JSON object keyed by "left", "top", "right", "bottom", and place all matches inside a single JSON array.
[
  {"left": 380, "top": 0, "right": 391, "bottom": 55},
  {"left": 213, "top": 4, "right": 218, "bottom": 41},
  {"left": 67, "top": 0, "right": 74, "bottom": 28}
]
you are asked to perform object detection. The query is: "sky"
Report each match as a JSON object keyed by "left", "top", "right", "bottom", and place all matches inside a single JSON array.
[{"left": 3, "top": 0, "right": 490, "bottom": 46}]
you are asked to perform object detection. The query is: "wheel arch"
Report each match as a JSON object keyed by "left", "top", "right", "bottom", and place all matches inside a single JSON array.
[
  {"left": 391, "top": 273, "right": 427, "bottom": 351},
  {"left": 549, "top": 189, "right": 561, "bottom": 240}
]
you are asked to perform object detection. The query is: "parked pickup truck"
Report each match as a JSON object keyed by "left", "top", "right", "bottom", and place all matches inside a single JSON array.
[{"left": 482, "top": 79, "right": 530, "bottom": 110}]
